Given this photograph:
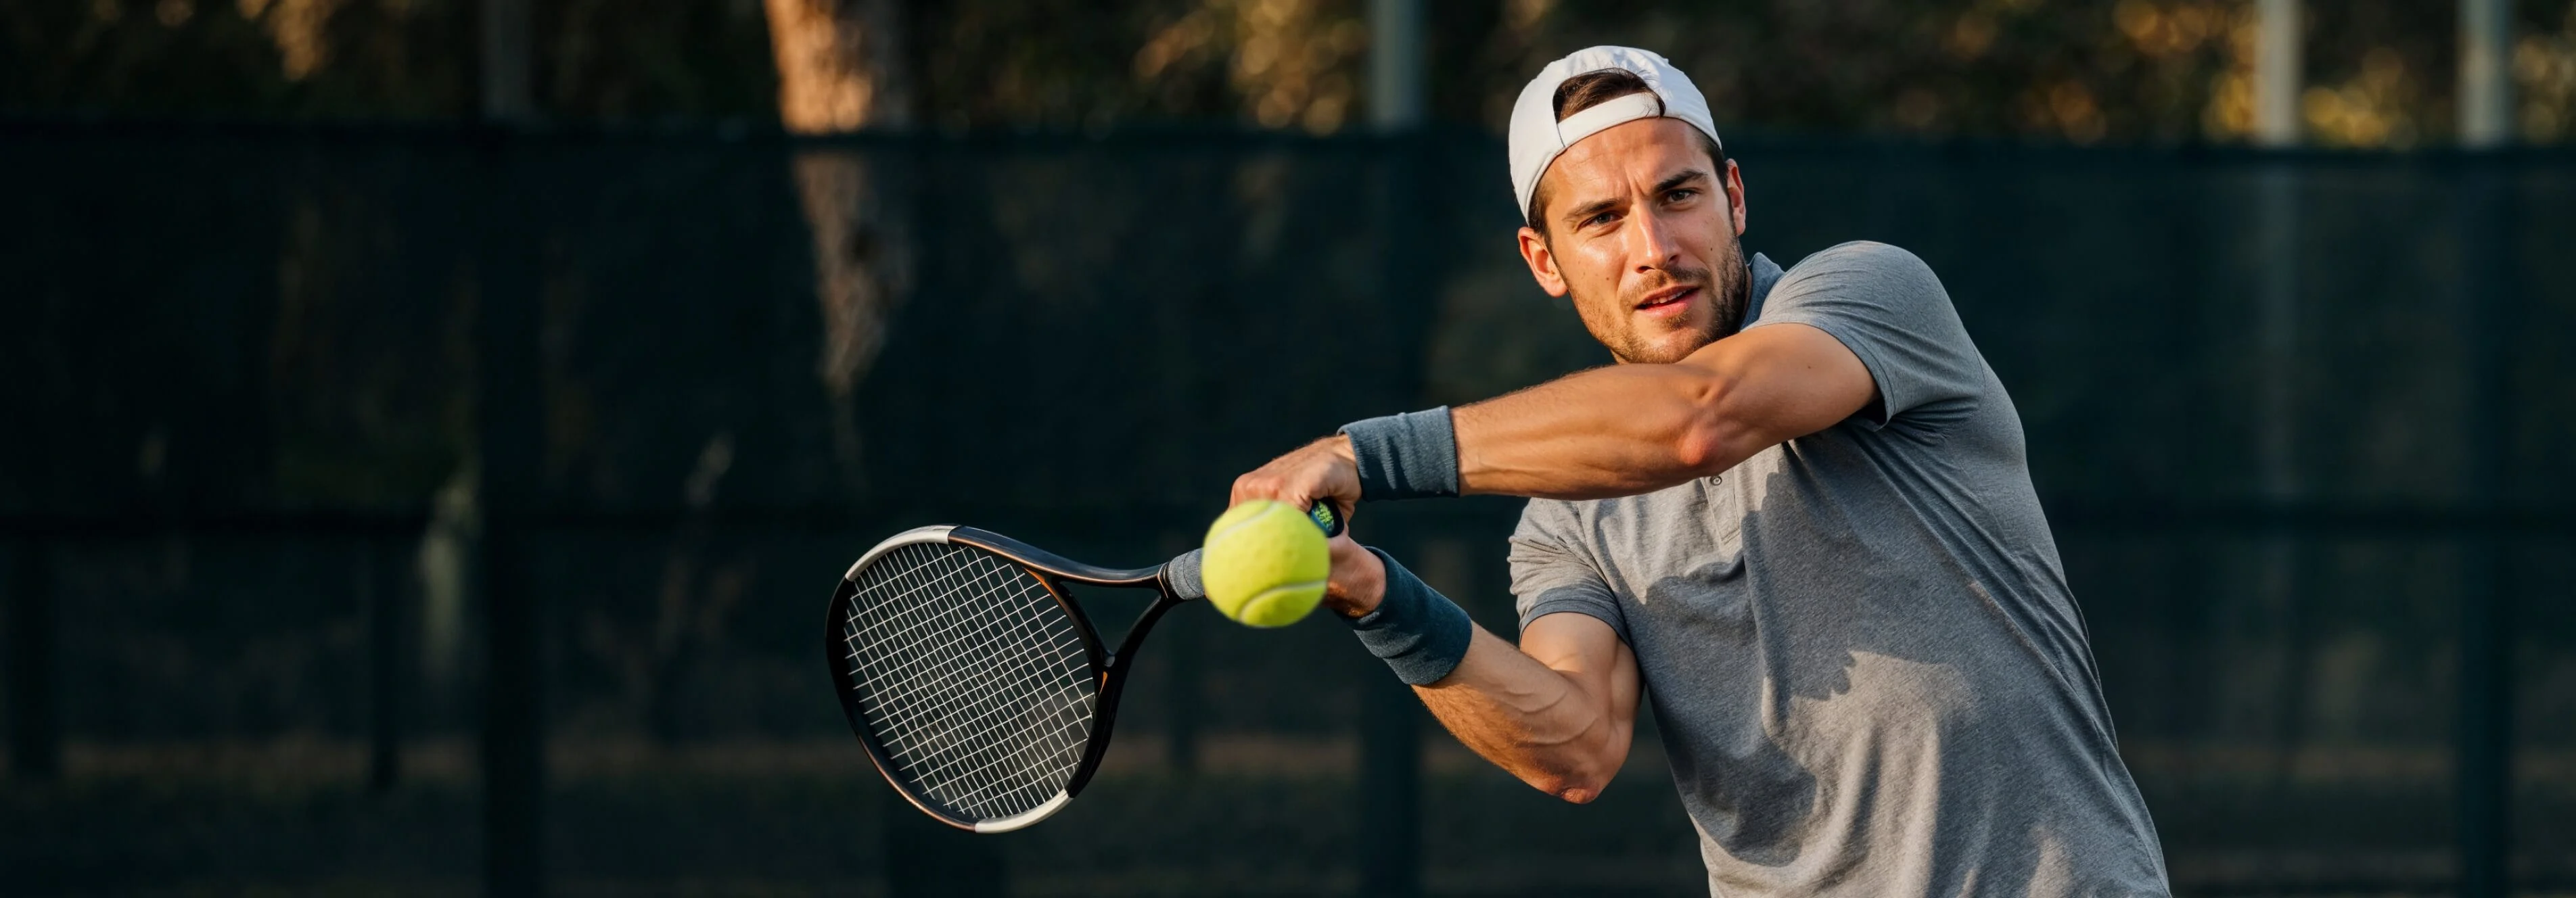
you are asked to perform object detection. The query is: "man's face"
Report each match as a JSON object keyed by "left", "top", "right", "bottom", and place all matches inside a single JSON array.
[{"left": 1517, "top": 118, "right": 1749, "bottom": 365}]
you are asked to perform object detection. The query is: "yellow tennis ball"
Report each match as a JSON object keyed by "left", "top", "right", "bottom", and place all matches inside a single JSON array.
[{"left": 1200, "top": 500, "right": 1329, "bottom": 628}]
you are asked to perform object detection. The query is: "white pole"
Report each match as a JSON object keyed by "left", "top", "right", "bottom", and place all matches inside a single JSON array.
[
  {"left": 2251, "top": 0, "right": 2300, "bottom": 501},
  {"left": 2254, "top": 0, "right": 2301, "bottom": 146},
  {"left": 1369, "top": 0, "right": 1425, "bottom": 131},
  {"left": 2246, "top": 0, "right": 2305, "bottom": 768},
  {"left": 2460, "top": 0, "right": 2514, "bottom": 147}
]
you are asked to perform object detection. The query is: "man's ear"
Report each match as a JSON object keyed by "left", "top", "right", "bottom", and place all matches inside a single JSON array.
[
  {"left": 1517, "top": 226, "right": 1569, "bottom": 298},
  {"left": 1723, "top": 158, "right": 1747, "bottom": 237}
]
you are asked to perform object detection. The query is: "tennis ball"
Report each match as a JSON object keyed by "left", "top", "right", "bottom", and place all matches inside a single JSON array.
[{"left": 1200, "top": 500, "right": 1330, "bottom": 628}]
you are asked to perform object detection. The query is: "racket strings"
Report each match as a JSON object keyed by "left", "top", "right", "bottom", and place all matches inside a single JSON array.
[
  {"left": 842, "top": 543, "right": 1098, "bottom": 822},
  {"left": 848, "top": 548, "right": 1090, "bottom": 812},
  {"left": 846, "top": 548, "right": 1089, "bottom": 815},
  {"left": 858, "top": 565, "right": 1083, "bottom": 799}
]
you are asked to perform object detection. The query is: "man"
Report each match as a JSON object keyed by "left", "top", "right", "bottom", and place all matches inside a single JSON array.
[{"left": 1226, "top": 47, "right": 2169, "bottom": 895}]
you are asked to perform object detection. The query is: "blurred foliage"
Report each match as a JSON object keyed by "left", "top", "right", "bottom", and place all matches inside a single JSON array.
[{"left": 5, "top": 0, "right": 2576, "bottom": 142}]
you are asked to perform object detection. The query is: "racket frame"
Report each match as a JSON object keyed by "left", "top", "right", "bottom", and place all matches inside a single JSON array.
[{"left": 824, "top": 524, "right": 1184, "bottom": 833}]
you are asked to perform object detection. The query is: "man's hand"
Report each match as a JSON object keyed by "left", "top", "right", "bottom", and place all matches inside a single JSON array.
[
  {"left": 1229, "top": 435, "right": 1362, "bottom": 527},
  {"left": 1233, "top": 435, "right": 1375, "bottom": 618}
]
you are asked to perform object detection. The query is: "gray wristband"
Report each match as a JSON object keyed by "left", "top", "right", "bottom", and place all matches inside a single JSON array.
[
  {"left": 1349, "top": 547, "right": 1473, "bottom": 686},
  {"left": 1337, "top": 407, "right": 1459, "bottom": 501}
]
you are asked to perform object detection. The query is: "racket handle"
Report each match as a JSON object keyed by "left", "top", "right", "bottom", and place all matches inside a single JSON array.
[{"left": 1308, "top": 501, "right": 1346, "bottom": 538}]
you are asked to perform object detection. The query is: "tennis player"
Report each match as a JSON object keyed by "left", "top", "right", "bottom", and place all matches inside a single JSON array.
[{"left": 1229, "top": 47, "right": 2169, "bottom": 895}]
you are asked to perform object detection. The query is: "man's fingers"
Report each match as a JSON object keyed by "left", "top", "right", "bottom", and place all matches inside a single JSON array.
[
  {"left": 1230, "top": 471, "right": 1285, "bottom": 506},
  {"left": 1229, "top": 475, "right": 1298, "bottom": 508},
  {"left": 1230, "top": 438, "right": 1358, "bottom": 523}
]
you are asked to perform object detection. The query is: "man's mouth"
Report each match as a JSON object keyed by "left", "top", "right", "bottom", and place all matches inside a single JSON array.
[{"left": 1634, "top": 285, "right": 1700, "bottom": 314}]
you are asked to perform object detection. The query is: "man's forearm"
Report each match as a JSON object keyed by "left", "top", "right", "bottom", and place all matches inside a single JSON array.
[
  {"left": 1451, "top": 361, "right": 1743, "bottom": 500},
  {"left": 1320, "top": 546, "right": 1636, "bottom": 803},
  {"left": 1414, "top": 623, "right": 1638, "bottom": 803}
]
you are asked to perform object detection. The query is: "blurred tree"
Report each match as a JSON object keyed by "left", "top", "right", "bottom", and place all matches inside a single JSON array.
[
  {"left": 0, "top": 0, "right": 469, "bottom": 117},
  {"left": 554, "top": 0, "right": 920, "bottom": 750},
  {"left": 8, "top": 1, "right": 2576, "bottom": 140},
  {"left": 2531, "top": 5, "right": 2576, "bottom": 140},
  {"left": 762, "top": 0, "right": 909, "bottom": 488},
  {"left": 756, "top": 9, "right": 1004, "bottom": 893}
]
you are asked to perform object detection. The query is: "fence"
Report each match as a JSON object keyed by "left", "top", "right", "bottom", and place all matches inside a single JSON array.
[{"left": 3, "top": 120, "right": 2573, "bottom": 896}]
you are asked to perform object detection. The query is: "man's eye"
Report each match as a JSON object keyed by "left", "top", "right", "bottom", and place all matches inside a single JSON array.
[
  {"left": 1582, "top": 212, "right": 1616, "bottom": 229},
  {"left": 1666, "top": 189, "right": 1699, "bottom": 202}
]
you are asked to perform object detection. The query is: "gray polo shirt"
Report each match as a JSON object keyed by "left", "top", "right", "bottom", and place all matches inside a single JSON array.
[{"left": 1509, "top": 242, "right": 2168, "bottom": 896}]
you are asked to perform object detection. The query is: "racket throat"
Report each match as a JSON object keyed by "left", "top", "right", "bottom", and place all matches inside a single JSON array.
[{"left": 1062, "top": 594, "right": 1177, "bottom": 799}]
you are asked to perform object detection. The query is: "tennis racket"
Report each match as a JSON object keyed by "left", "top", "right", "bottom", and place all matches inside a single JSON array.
[{"left": 825, "top": 503, "right": 1342, "bottom": 832}]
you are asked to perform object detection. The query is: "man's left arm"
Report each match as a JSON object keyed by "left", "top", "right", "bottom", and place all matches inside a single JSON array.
[
  {"left": 1450, "top": 322, "right": 1874, "bottom": 499},
  {"left": 1231, "top": 323, "right": 1872, "bottom": 508}
]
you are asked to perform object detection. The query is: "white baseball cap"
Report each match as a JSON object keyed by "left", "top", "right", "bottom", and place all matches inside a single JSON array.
[{"left": 1508, "top": 46, "right": 1724, "bottom": 220}]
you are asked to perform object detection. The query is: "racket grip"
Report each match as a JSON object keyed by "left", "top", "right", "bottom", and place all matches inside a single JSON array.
[{"left": 1308, "top": 501, "right": 1346, "bottom": 538}]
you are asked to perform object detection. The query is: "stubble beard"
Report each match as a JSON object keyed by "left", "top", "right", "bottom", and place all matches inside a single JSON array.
[{"left": 1586, "top": 233, "right": 1751, "bottom": 365}]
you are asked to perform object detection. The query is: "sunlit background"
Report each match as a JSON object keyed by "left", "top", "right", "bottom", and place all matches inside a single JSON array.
[
  {"left": 5, "top": 1, "right": 2575, "bottom": 897},
  {"left": 14, "top": 0, "right": 2576, "bottom": 143}
]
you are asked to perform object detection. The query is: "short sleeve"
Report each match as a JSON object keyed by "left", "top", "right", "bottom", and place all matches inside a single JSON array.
[
  {"left": 1508, "top": 499, "right": 1630, "bottom": 645},
  {"left": 1749, "top": 241, "right": 1985, "bottom": 433}
]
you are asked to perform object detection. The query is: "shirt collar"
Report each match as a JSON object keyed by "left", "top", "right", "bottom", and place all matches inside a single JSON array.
[{"left": 1741, "top": 251, "right": 1784, "bottom": 328}]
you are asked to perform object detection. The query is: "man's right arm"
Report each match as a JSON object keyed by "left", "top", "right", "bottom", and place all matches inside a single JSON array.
[
  {"left": 1422, "top": 612, "right": 1640, "bottom": 803},
  {"left": 1325, "top": 538, "right": 1640, "bottom": 803}
]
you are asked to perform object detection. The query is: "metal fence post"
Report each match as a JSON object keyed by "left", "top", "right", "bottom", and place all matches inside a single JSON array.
[
  {"left": 1368, "top": 534, "right": 1474, "bottom": 897},
  {"left": 1359, "top": 666, "right": 1423, "bottom": 897},
  {"left": 478, "top": 517, "right": 543, "bottom": 898},
  {"left": 1360, "top": 3, "right": 1431, "bottom": 892},
  {"left": 2456, "top": 2, "right": 2517, "bottom": 892},
  {"left": 2455, "top": 151, "right": 2518, "bottom": 898},
  {"left": 5, "top": 542, "right": 58, "bottom": 782},
  {"left": 474, "top": 133, "right": 546, "bottom": 898},
  {"left": 365, "top": 536, "right": 405, "bottom": 794},
  {"left": 474, "top": 0, "right": 544, "bottom": 889}
]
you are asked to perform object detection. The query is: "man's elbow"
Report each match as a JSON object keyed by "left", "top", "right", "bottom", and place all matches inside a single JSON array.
[
  {"left": 1526, "top": 770, "right": 1613, "bottom": 804},
  {"left": 1670, "top": 378, "right": 1755, "bottom": 475},
  {"left": 1520, "top": 745, "right": 1623, "bottom": 803},
  {"left": 1670, "top": 425, "right": 1732, "bottom": 475},
  {"left": 1553, "top": 780, "right": 1609, "bottom": 805}
]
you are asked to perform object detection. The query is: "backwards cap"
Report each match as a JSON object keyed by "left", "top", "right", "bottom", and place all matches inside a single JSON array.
[{"left": 1507, "top": 46, "right": 1724, "bottom": 220}]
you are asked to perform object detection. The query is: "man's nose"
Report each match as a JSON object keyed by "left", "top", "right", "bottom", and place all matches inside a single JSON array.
[{"left": 1628, "top": 206, "right": 1684, "bottom": 273}]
